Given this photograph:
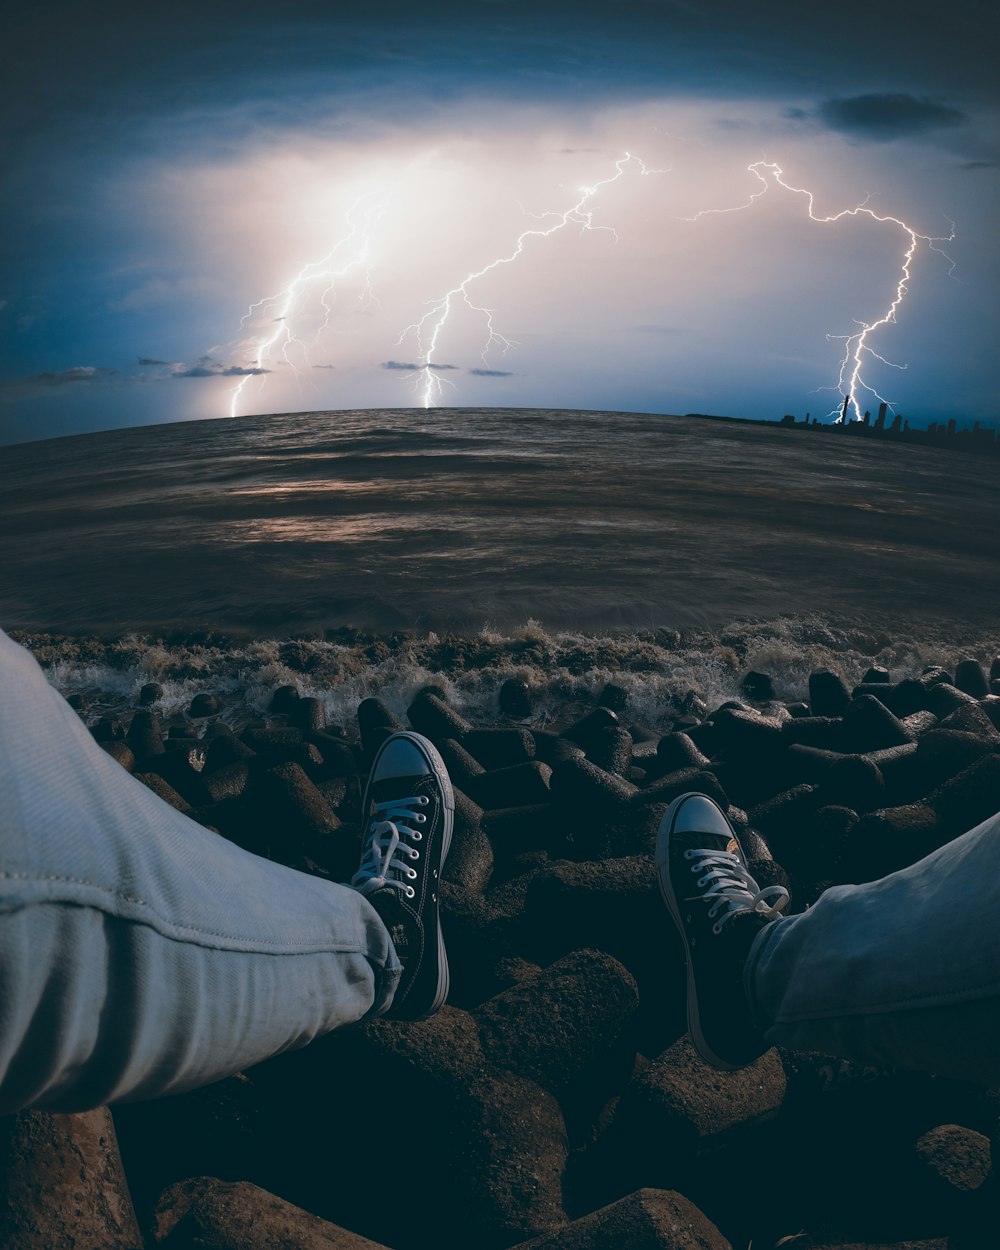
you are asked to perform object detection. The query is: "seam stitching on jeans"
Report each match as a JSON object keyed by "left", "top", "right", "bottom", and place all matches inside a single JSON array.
[{"left": 0, "top": 874, "right": 367, "bottom": 952}]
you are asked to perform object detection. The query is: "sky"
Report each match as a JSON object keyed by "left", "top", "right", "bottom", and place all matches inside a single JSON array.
[{"left": 1, "top": 0, "right": 997, "bottom": 446}]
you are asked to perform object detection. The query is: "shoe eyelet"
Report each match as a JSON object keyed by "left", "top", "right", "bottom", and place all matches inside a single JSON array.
[
  {"left": 407, "top": 868, "right": 418, "bottom": 880},
  {"left": 415, "top": 814, "right": 426, "bottom": 823},
  {"left": 411, "top": 831, "right": 422, "bottom": 841},
  {"left": 712, "top": 922, "right": 723, "bottom": 935},
  {"left": 683, "top": 849, "right": 695, "bottom": 859},
  {"left": 405, "top": 886, "right": 415, "bottom": 898},
  {"left": 697, "top": 875, "right": 709, "bottom": 887},
  {"left": 419, "top": 796, "right": 429, "bottom": 805},
  {"left": 410, "top": 849, "right": 420, "bottom": 860}
]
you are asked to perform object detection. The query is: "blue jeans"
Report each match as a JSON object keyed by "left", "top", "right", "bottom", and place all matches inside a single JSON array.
[
  {"left": 0, "top": 627, "right": 399, "bottom": 1113},
  {"left": 746, "top": 805, "right": 1000, "bottom": 1085}
]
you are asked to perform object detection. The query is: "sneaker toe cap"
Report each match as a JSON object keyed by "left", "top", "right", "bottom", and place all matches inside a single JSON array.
[
  {"left": 671, "top": 793, "right": 732, "bottom": 836},
  {"left": 374, "top": 734, "right": 433, "bottom": 781}
]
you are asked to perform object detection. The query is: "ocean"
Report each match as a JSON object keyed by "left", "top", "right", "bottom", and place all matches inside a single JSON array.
[{"left": 2, "top": 407, "right": 998, "bottom": 727}]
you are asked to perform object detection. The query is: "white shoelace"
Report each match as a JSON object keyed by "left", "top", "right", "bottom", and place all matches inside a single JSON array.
[
  {"left": 684, "top": 847, "right": 790, "bottom": 936},
  {"left": 351, "top": 795, "right": 429, "bottom": 899}
]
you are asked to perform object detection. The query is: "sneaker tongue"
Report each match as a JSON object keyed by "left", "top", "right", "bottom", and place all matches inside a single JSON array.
[{"left": 675, "top": 828, "right": 744, "bottom": 860}]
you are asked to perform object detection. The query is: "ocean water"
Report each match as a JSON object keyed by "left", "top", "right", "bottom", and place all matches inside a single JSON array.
[{"left": 3, "top": 407, "right": 998, "bottom": 725}]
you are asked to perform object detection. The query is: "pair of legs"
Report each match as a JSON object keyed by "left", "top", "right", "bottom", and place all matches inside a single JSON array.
[{"left": 1, "top": 626, "right": 998, "bottom": 1113}]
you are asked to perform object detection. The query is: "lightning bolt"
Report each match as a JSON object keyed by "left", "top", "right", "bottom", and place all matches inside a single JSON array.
[
  {"left": 398, "top": 152, "right": 666, "bottom": 408},
  {"left": 229, "top": 192, "right": 388, "bottom": 418},
  {"left": 686, "top": 161, "right": 955, "bottom": 422}
]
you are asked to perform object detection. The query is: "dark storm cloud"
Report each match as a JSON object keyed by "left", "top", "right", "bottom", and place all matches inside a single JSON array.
[
  {"left": 960, "top": 160, "right": 998, "bottom": 170},
  {"left": 24, "top": 366, "right": 114, "bottom": 385},
  {"left": 137, "top": 356, "right": 169, "bottom": 365},
  {"left": 816, "top": 94, "right": 967, "bottom": 141},
  {"left": 313, "top": 363, "right": 336, "bottom": 368},
  {"left": 468, "top": 367, "right": 514, "bottom": 376},
  {"left": 381, "top": 360, "right": 458, "bottom": 371},
  {"left": 172, "top": 358, "right": 270, "bottom": 378}
]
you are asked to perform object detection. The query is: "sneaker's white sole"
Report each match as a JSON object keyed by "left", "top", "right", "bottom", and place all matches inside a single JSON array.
[
  {"left": 655, "top": 792, "right": 744, "bottom": 1073},
  {"left": 378, "top": 731, "right": 454, "bottom": 1019}
]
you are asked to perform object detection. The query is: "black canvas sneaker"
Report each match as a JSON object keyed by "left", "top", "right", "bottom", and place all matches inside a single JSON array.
[
  {"left": 351, "top": 731, "right": 454, "bottom": 1020},
  {"left": 656, "top": 792, "right": 790, "bottom": 1071}
]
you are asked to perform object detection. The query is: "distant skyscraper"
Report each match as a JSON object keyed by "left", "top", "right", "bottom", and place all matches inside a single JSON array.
[{"left": 875, "top": 402, "right": 887, "bottom": 431}]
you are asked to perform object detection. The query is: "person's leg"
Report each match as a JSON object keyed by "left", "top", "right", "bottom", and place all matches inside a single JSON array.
[
  {"left": 0, "top": 626, "right": 400, "bottom": 1114},
  {"left": 658, "top": 791, "right": 1000, "bottom": 1085},
  {"left": 745, "top": 808, "right": 1000, "bottom": 1085}
]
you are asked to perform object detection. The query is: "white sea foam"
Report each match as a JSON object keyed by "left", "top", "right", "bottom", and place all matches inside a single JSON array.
[{"left": 17, "top": 613, "right": 999, "bottom": 735}]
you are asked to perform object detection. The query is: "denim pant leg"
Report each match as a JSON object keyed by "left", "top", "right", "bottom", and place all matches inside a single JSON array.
[
  {"left": 0, "top": 627, "right": 400, "bottom": 1114},
  {"left": 745, "top": 808, "right": 1000, "bottom": 1085}
]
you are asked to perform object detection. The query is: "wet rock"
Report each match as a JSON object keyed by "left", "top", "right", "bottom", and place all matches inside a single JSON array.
[
  {"left": 288, "top": 696, "right": 325, "bottom": 734},
  {"left": 241, "top": 726, "right": 304, "bottom": 751},
  {"left": 915, "top": 729, "right": 996, "bottom": 788},
  {"left": 356, "top": 697, "right": 404, "bottom": 756},
  {"left": 126, "top": 709, "right": 166, "bottom": 758},
  {"left": 500, "top": 677, "right": 533, "bottom": 719},
  {"left": 510, "top": 1188, "right": 732, "bottom": 1250},
  {"left": 439, "top": 736, "right": 486, "bottom": 790},
  {"left": 476, "top": 948, "right": 639, "bottom": 1095},
  {"left": 938, "top": 703, "right": 1000, "bottom": 739},
  {"left": 204, "top": 733, "right": 255, "bottom": 773},
  {"left": 101, "top": 739, "right": 136, "bottom": 771},
  {"left": 597, "top": 682, "right": 629, "bottom": 712},
  {"left": 840, "top": 694, "right": 913, "bottom": 752},
  {"left": 469, "top": 760, "right": 553, "bottom": 810},
  {"left": 139, "top": 681, "right": 164, "bottom": 705},
  {"left": 269, "top": 683, "right": 301, "bottom": 713},
  {"left": 92, "top": 715, "right": 126, "bottom": 742},
  {"left": 979, "top": 695, "right": 1000, "bottom": 730},
  {"left": 954, "top": 659, "right": 990, "bottom": 699},
  {"left": 0, "top": 1107, "right": 143, "bottom": 1249},
  {"left": 306, "top": 731, "right": 360, "bottom": 778},
  {"left": 780, "top": 716, "right": 845, "bottom": 750},
  {"left": 407, "top": 690, "right": 472, "bottom": 742},
  {"left": 636, "top": 767, "right": 728, "bottom": 812},
  {"left": 293, "top": 1009, "right": 569, "bottom": 1248},
  {"left": 748, "top": 785, "right": 822, "bottom": 864},
  {"left": 651, "top": 733, "right": 711, "bottom": 777},
  {"left": 586, "top": 726, "right": 634, "bottom": 777},
  {"left": 809, "top": 669, "right": 852, "bottom": 717},
  {"left": 483, "top": 803, "right": 554, "bottom": 857},
  {"left": 200, "top": 759, "right": 251, "bottom": 804},
  {"left": 113, "top": 1073, "right": 272, "bottom": 1223},
  {"left": 532, "top": 729, "right": 586, "bottom": 767},
  {"left": 257, "top": 762, "right": 345, "bottom": 867},
  {"left": 784, "top": 744, "right": 847, "bottom": 783},
  {"left": 442, "top": 808, "right": 494, "bottom": 895},
  {"left": 712, "top": 707, "right": 784, "bottom": 753},
  {"left": 802, "top": 804, "right": 860, "bottom": 885},
  {"left": 901, "top": 709, "right": 940, "bottom": 738},
  {"left": 927, "top": 753, "right": 1000, "bottom": 839},
  {"left": 616, "top": 1036, "right": 786, "bottom": 1160},
  {"left": 844, "top": 803, "right": 942, "bottom": 880},
  {"left": 863, "top": 665, "right": 891, "bottom": 684},
  {"left": 563, "top": 708, "right": 624, "bottom": 752},
  {"left": 550, "top": 757, "right": 638, "bottom": 818},
  {"left": 188, "top": 692, "right": 219, "bottom": 718},
  {"left": 914, "top": 1123, "right": 992, "bottom": 1196},
  {"left": 862, "top": 742, "right": 920, "bottom": 803},
  {"left": 151, "top": 1177, "right": 391, "bottom": 1248},
  {"left": 523, "top": 857, "right": 684, "bottom": 1054},
  {"left": 924, "top": 681, "right": 979, "bottom": 718},
  {"left": 136, "top": 771, "right": 192, "bottom": 813},
  {"left": 144, "top": 750, "right": 212, "bottom": 807},
  {"left": 466, "top": 727, "right": 536, "bottom": 769},
  {"left": 819, "top": 756, "right": 885, "bottom": 814},
  {"left": 741, "top": 670, "right": 775, "bottom": 701}
]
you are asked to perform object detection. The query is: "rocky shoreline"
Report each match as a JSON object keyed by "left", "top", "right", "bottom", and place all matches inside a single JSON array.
[{"left": 3, "top": 651, "right": 1000, "bottom": 1249}]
